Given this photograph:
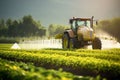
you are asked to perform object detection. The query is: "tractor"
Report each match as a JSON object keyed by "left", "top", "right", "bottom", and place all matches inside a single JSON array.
[{"left": 62, "top": 16, "right": 102, "bottom": 49}]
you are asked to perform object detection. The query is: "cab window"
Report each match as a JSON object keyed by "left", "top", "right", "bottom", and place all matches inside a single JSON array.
[{"left": 71, "top": 20, "right": 76, "bottom": 29}]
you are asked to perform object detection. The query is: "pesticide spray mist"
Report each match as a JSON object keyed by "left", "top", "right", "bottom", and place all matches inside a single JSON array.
[
  {"left": 19, "top": 39, "right": 62, "bottom": 50},
  {"left": 12, "top": 30, "right": 120, "bottom": 50},
  {"left": 95, "top": 30, "right": 120, "bottom": 49}
]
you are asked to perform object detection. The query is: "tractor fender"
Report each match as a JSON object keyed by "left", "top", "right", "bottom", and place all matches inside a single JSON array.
[{"left": 64, "top": 29, "right": 75, "bottom": 38}]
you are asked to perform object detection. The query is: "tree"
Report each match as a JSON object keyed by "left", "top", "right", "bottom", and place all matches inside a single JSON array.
[
  {"left": 48, "top": 24, "right": 57, "bottom": 37},
  {"left": 48, "top": 24, "right": 69, "bottom": 37},
  {"left": 21, "top": 15, "right": 46, "bottom": 37},
  {"left": 8, "top": 20, "right": 19, "bottom": 37},
  {"left": 0, "top": 19, "right": 6, "bottom": 30},
  {"left": 0, "top": 15, "right": 46, "bottom": 37},
  {"left": 0, "top": 19, "right": 7, "bottom": 36},
  {"left": 6, "top": 18, "right": 12, "bottom": 28}
]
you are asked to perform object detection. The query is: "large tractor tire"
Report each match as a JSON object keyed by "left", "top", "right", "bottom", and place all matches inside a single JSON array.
[
  {"left": 62, "top": 33, "right": 74, "bottom": 49},
  {"left": 92, "top": 37, "right": 102, "bottom": 49},
  {"left": 69, "top": 39, "right": 74, "bottom": 49},
  {"left": 62, "top": 33, "right": 69, "bottom": 49}
]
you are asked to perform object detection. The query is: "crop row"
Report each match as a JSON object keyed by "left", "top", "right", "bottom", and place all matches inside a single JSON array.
[
  {"left": 1, "top": 58, "right": 99, "bottom": 80},
  {"left": 1, "top": 49, "right": 120, "bottom": 63},
  {"left": 0, "top": 50, "right": 120, "bottom": 79},
  {"left": 34, "top": 49, "right": 120, "bottom": 63}
]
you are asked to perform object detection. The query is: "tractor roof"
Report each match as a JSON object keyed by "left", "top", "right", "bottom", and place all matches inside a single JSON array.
[{"left": 70, "top": 17, "right": 91, "bottom": 21}]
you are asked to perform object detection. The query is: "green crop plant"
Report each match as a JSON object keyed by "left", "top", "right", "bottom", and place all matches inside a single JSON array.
[
  {"left": 0, "top": 58, "right": 103, "bottom": 80},
  {"left": 0, "top": 49, "right": 120, "bottom": 79}
]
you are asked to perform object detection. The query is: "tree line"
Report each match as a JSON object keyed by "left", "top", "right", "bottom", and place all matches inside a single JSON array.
[
  {"left": 0, "top": 15, "right": 69, "bottom": 38},
  {"left": 1, "top": 15, "right": 120, "bottom": 42},
  {"left": 0, "top": 15, "right": 46, "bottom": 37}
]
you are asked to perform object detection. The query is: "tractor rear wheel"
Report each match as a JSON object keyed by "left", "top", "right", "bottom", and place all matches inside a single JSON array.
[
  {"left": 69, "top": 39, "right": 74, "bottom": 49},
  {"left": 92, "top": 37, "right": 102, "bottom": 49},
  {"left": 62, "top": 34, "right": 69, "bottom": 49},
  {"left": 62, "top": 33, "right": 74, "bottom": 49}
]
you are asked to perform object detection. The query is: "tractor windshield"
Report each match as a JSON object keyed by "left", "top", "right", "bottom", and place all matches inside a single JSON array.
[
  {"left": 77, "top": 20, "right": 91, "bottom": 28},
  {"left": 71, "top": 19, "right": 91, "bottom": 30}
]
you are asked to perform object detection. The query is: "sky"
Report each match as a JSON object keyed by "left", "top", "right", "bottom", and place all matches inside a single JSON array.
[{"left": 0, "top": 0, "right": 120, "bottom": 26}]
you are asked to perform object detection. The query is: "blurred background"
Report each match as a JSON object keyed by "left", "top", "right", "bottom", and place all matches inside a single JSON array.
[{"left": 0, "top": 0, "right": 120, "bottom": 49}]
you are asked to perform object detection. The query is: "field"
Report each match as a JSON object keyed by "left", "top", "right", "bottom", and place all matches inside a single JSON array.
[{"left": 0, "top": 44, "right": 120, "bottom": 80}]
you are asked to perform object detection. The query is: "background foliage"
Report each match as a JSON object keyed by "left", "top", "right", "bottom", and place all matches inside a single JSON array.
[
  {"left": 97, "top": 17, "right": 120, "bottom": 42},
  {"left": 0, "top": 15, "right": 69, "bottom": 39},
  {"left": 0, "top": 15, "right": 46, "bottom": 37}
]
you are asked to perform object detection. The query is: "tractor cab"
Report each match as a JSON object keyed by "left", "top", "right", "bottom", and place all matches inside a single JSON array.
[{"left": 69, "top": 17, "right": 93, "bottom": 35}]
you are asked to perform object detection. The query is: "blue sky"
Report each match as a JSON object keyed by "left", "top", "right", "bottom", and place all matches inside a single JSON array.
[{"left": 0, "top": 0, "right": 120, "bottom": 26}]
